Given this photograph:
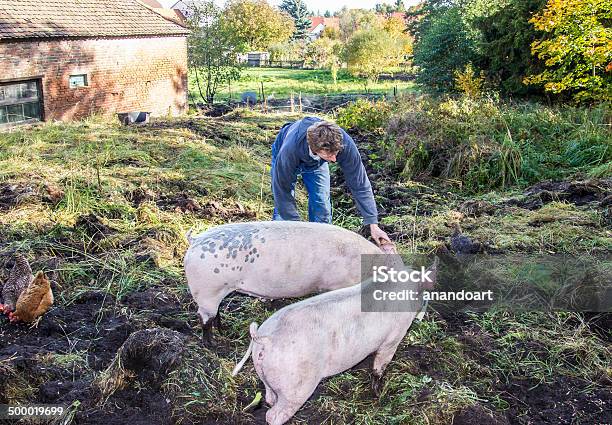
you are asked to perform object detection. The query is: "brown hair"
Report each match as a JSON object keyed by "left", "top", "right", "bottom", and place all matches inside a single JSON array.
[{"left": 306, "top": 121, "right": 343, "bottom": 153}]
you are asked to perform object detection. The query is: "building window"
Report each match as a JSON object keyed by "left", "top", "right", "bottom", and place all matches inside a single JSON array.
[
  {"left": 69, "top": 74, "right": 88, "bottom": 88},
  {"left": 0, "top": 80, "right": 42, "bottom": 127}
]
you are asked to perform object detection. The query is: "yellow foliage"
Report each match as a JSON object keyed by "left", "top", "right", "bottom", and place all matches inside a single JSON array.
[{"left": 454, "top": 64, "right": 485, "bottom": 98}]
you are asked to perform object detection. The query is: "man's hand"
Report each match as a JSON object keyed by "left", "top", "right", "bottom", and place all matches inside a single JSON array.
[{"left": 370, "top": 224, "right": 392, "bottom": 246}]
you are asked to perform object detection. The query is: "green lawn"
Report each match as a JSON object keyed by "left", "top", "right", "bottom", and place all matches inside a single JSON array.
[{"left": 189, "top": 67, "right": 417, "bottom": 103}]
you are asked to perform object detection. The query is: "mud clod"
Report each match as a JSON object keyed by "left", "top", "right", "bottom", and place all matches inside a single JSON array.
[
  {"left": 75, "top": 213, "right": 115, "bottom": 241},
  {"left": 0, "top": 182, "right": 36, "bottom": 210},
  {"left": 453, "top": 404, "right": 509, "bottom": 425},
  {"left": 99, "top": 328, "right": 186, "bottom": 397}
]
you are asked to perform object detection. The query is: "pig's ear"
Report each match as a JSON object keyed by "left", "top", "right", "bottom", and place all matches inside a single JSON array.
[{"left": 422, "top": 257, "right": 439, "bottom": 291}]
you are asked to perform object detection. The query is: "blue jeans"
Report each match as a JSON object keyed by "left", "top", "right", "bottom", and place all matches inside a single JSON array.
[{"left": 271, "top": 146, "right": 332, "bottom": 224}]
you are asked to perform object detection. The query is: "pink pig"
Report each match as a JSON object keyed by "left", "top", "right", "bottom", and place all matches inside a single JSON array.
[
  {"left": 233, "top": 256, "right": 438, "bottom": 425},
  {"left": 184, "top": 221, "right": 387, "bottom": 342}
]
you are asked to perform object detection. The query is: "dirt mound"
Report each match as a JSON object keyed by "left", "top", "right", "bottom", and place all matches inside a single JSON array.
[
  {"left": 75, "top": 213, "right": 115, "bottom": 241},
  {"left": 123, "top": 287, "right": 193, "bottom": 334},
  {"left": 98, "top": 328, "right": 186, "bottom": 396},
  {"left": 202, "top": 200, "right": 257, "bottom": 220},
  {"left": 195, "top": 102, "right": 237, "bottom": 117},
  {"left": 126, "top": 187, "right": 157, "bottom": 206},
  {"left": 0, "top": 182, "right": 36, "bottom": 210},
  {"left": 508, "top": 179, "right": 612, "bottom": 210},
  {"left": 502, "top": 375, "right": 612, "bottom": 424},
  {"left": 459, "top": 200, "right": 497, "bottom": 217},
  {"left": 155, "top": 194, "right": 256, "bottom": 220},
  {"left": 157, "top": 192, "right": 202, "bottom": 213}
]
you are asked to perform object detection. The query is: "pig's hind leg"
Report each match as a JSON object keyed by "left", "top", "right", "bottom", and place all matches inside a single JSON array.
[
  {"left": 253, "top": 348, "right": 278, "bottom": 406},
  {"left": 371, "top": 339, "right": 402, "bottom": 395},
  {"left": 264, "top": 367, "right": 320, "bottom": 425},
  {"left": 266, "top": 397, "right": 307, "bottom": 425}
]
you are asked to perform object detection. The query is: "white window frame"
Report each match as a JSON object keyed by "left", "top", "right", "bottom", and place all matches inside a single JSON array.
[{"left": 69, "top": 74, "right": 88, "bottom": 89}]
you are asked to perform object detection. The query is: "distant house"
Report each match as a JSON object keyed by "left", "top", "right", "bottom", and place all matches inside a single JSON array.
[
  {"left": 0, "top": 0, "right": 190, "bottom": 128},
  {"left": 168, "top": 0, "right": 192, "bottom": 20},
  {"left": 237, "top": 52, "right": 271, "bottom": 67},
  {"left": 140, "top": 0, "right": 187, "bottom": 25},
  {"left": 307, "top": 16, "right": 340, "bottom": 40}
]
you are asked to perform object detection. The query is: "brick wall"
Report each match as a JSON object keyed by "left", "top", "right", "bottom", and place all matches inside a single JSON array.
[{"left": 0, "top": 36, "right": 188, "bottom": 121}]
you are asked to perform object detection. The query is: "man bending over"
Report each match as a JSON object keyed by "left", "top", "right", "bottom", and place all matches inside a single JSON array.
[{"left": 271, "top": 116, "right": 391, "bottom": 245}]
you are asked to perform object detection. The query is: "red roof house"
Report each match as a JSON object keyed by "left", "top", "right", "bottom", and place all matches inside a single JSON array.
[{"left": 0, "top": 0, "right": 189, "bottom": 127}]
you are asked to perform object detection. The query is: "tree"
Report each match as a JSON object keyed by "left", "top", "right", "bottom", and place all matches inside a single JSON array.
[
  {"left": 223, "top": 0, "right": 295, "bottom": 51},
  {"left": 304, "top": 37, "right": 342, "bottom": 71},
  {"left": 411, "top": 4, "right": 479, "bottom": 91},
  {"left": 376, "top": 1, "right": 405, "bottom": 14},
  {"left": 187, "top": 1, "right": 241, "bottom": 104},
  {"left": 384, "top": 15, "right": 413, "bottom": 58},
  {"left": 269, "top": 39, "right": 307, "bottom": 62},
  {"left": 321, "top": 25, "right": 340, "bottom": 40},
  {"left": 466, "top": 0, "right": 547, "bottom": 96},
  {"left": 280, "top": 0, "right": 312, "bottom": 39},
  {"left": 524, "top": 0, "right": 612, "bottom": 102},
  {"left": 324, "top": 10, "right": 331, "bottom": 18},
  {"left": 338, "top": 8, "right": 382, "bottom": 41},
  {"left": 344, "top": 29, "right": 405, "bottom": 90}
]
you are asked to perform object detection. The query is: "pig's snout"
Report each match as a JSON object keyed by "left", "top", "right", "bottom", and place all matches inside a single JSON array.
[
  {"left": 420, "top": 257, "right": 439, "bottom": 292},
  {"left": 379, "top": 241, "right": 398, "bottom": 254}
]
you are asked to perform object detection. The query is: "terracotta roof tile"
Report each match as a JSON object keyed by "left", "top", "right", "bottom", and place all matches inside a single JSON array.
[
  {"left": 308, "top": 16, "right": 339, "bottom": 32},
  {"left": 0, "top": 0, "right": 189, "bottom": 40}
]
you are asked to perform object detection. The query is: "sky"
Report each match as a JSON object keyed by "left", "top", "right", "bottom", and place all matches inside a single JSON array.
[{"left": 159, "top": 0, "right": 421, "bottom": 15}]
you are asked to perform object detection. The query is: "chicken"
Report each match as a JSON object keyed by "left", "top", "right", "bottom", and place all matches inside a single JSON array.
[
  {"left": 9, "top": 271, "right": 54, "bottom": 323},
  {"left": 0, "top": 254, "right": 33, "bottom": 314}
]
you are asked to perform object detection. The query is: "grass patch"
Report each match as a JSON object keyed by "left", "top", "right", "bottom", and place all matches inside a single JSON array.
[{"left": 190, "top": 67, "right": 417, "bottom": 103}]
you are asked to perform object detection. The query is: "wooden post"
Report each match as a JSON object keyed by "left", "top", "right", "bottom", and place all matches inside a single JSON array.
[
  {"left": 290, "top": 92, "right": 294, "bottom": 113},
  {"left": 298, "top": 92, "right": 303, "bottom": 113},
  {"left": 261, "top": 81, "right": 265, "bottom": 112}
]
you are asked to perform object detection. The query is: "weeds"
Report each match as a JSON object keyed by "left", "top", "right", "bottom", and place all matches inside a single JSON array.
[{"left": 337, "top": 96, "right": 612, "bottom": 192}]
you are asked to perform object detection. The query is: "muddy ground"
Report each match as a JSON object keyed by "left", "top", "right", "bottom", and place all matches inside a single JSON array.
[
  {"left": 0, "top": 120, "right": 610, "bottom": 425},
  {"left": 1, "top": 287, "right": 609, "bottom": 424}
]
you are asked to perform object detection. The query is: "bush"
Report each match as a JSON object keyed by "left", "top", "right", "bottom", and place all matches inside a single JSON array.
[
  {"left": 382, "top": 96, "right": 611, "bottom": 192},
  {"left": 454, "top": 63, "right": 486, "bottom": 99},
  {"left": 335, "top": 98, "right": 393, "bottom": 132}
]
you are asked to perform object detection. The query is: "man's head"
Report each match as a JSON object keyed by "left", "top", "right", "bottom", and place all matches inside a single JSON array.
[{"left": 307, "top": 121, "right": 343, "bottom": 162}]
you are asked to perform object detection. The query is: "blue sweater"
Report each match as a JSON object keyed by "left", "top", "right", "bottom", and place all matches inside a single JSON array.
[{"left": 271, "top": 117, "right": 378, "bottom": 225}]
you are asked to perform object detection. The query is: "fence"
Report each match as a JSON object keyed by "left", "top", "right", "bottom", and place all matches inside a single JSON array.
[
  {"left": 244, "top": 60, "right": 310, "bottom": 69},
  {"left": 192, "top": 92, "right": 390, "bottom": 116}
]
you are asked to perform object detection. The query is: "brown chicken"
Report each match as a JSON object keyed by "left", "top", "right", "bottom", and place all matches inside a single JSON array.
[
  {"left": 9, "top": 271, "right": 54, "bottom": 323},
  {"left": 0, "top": 254, "right": 33, "bottom": 314}
]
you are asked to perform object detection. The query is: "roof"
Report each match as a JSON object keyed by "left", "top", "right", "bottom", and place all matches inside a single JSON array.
[
  {"left": 307, "top": 16, "right": 339, "bottom": 33},
  {"left": 140, "top": 0, "right": 163, "bottom": 7},
  {"left": 388, "top": 11, "right": 408, "bottom": 21},
  {"left": 0, "top": 0, "right": 189, "bottom": 40}
]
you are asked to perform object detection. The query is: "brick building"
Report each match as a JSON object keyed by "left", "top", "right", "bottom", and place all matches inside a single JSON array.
[{"left": 0, "top": 0, "right": 190, "bottom": 127}]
